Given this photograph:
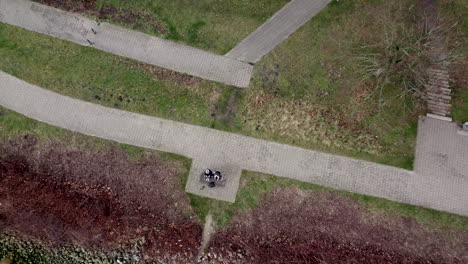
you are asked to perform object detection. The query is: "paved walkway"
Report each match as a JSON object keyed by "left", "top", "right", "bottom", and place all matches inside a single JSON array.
[
  {"left": 1, "top": 71, "right": 467, "bottom": 216},
  {"left": 225, "top": 0, "right": 332, "bottom": 63},
  {"left": 0, "top": 0, "right": 253, "bottom": 88},
  {"left": 414, "top": 116, "right": 468, "bottom": 214}
]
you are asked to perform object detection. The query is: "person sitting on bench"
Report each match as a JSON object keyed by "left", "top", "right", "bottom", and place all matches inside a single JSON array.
[
  {"left": 204, "top": 169, "right": 214, "bottom": 181},
  {"left": 214, "top": 171, "right": 222, "bottom": 181}
]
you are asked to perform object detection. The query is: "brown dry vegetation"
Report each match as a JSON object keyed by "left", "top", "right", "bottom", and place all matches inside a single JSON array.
[
  {"left": 240, "top": 89, "right": 382, "bottom": 154},
  {"left": 209, "top": 187, "right": 468, "bottom": 264},
  {"left": 0, "top": 136, "right": 201, "bottom": 260}
]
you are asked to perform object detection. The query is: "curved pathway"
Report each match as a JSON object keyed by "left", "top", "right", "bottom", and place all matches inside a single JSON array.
[
  {"left": 1, "top": 71, "right": 467, "bottom": 216},
  {"left": 225, "top": 0, "right": 332, "bottom": 63},
  {"left": 0, "top": 0, "right": 253, "bottom": 88}
]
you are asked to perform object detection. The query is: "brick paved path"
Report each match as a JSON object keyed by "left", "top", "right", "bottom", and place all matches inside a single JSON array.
[{"left": 225, "top": 0, "right": 332, "bottom": 63}]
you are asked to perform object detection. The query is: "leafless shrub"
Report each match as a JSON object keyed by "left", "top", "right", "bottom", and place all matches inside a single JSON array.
[
  {"left": 355, "top": 2, "right": 431, "bottom": 108},
  {"left": 356, "top": 1, "right": 464, "bottom": 110}
]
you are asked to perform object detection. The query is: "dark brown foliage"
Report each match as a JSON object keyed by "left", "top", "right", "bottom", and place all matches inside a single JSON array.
[
  {"left": 34, "top": 0, "right": 97, "bottom": 13},
  {"left": 0, "top": 137, "right": 201, "bottom": 258},
  {"left": 210, "top": 188, "right": 468, "bottom": 264}
]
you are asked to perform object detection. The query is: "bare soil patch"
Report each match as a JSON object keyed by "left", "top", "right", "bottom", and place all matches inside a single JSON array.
[
  {"left": 211, "top": 88, "right": 240, "bottom": 127},
  {"left": 116, "top": 58, "right": 203, "bottom": 88},
  {"left": 209, "top": 187, "right": 468, "bottom": 263},
  {"left": 0, "top": 136, "right": 201, "bottom": 260}
]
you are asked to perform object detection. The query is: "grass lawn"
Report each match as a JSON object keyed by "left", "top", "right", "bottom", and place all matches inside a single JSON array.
[{"left": 33, "top": 0, "right": 289, "bottom": 54}]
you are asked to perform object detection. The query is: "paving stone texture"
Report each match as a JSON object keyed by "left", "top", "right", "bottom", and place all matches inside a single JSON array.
[
  {"left": 414, "top": 116, "right": 468, "bottom": 215},
  {"left": 1, "top": 71, "right": 467, "bottom": 216},
  {"left": 225, "top": 0, "right": 332, "bottom": 63},
  {"left": 0, "top": 0, "right": 253, "bottom": 88}
]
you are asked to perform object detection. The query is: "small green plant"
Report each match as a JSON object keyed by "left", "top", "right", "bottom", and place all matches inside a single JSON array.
[
  {"left": 187, "top": 20, "right": 206, "bottom": 45},
  {"left": 95, "top": 0, "right": 106, "bottom": 11}
]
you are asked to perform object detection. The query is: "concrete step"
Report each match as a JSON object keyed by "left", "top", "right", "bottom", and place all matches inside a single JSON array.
[
  {"left": 428, "top": 104, "right": 450, "bottom": 111},
  {"left": 428, "top": 80, "right": 450, "bottom": 86},
  {"left": 426, "top": 80, "right": 450, "bottom": 89},
  {"left": 427, "top": 88, "right": 451, "bottom": 96},
  {"left": 428, "top": 103, "right": 451, "bottom": 110},
  {"left": 428, "top": 73, "right": 449, "bottom": 80},
  {"left": 428, "top": 99, "right": 451, "bottom": 106},
  {"left": 428, "top": 106, "right": 451, "bottom": 114},
  {"left": 428, "top": 105, "right": 451, "bottom": 112},
  {"left": 427, "top": 68, "right": 449, "bottom": 75},
  {"left": 428, "top": 103, "right": 451, "bottom": 111},
  {"left": 427, "top": 99, "right": 451, "bottom": 106},
  {"left": 439, "top": 87, "right": 452, "bottom": 93},
  {"left": 427, "top": 92, "right": 451, "bottom": 101},
  {"left": 428, "top": 110, "right": 450, "bottom": 117}
]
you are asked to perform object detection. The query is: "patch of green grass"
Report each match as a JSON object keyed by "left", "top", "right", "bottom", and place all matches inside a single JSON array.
[
  {"left": 186, "top": 170, "right": 467, "bottom": 231},
  {"left": 452, "top": 89, "right": 468, "bottom": 123},
  {"left": 442, "top": 0, "right": 468, "bottom": 123},
  {"left": 187, "top": 20, "right": 207, "bottom": 45},
  {"left": 347, "top": 192, "right": 468, "bottom": 231}
]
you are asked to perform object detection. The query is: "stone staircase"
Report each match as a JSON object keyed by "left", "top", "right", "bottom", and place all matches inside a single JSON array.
[{"left": 425, "top": 68, "right": 452, "bottom": 118}]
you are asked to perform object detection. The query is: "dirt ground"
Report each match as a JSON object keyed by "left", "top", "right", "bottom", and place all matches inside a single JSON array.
[{"left": 0, "top": 136, "right": 201, "bottom": 261}]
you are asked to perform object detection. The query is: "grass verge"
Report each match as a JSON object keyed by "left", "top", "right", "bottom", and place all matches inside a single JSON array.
[
  {"left": 441, "top": 0, "right": 468, "bottom": 123},
  {"left": 32, "top": 0, "right": 289, "bottom": 54},
  {"left": 186, "top": 170, "right": 468, "bottom": 231}
]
